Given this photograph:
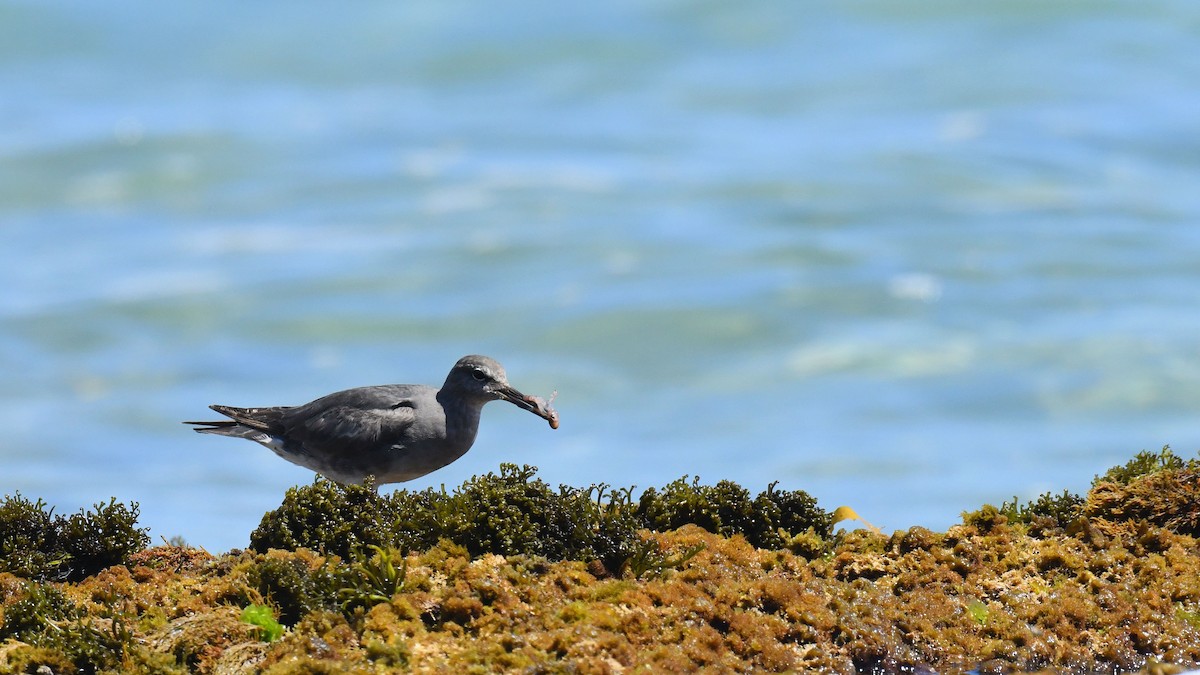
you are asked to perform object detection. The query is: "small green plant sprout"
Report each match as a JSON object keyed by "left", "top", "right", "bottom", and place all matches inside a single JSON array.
[
  {"left": 831, "top": 505, "right": 881, "bottom": 534},
  {"left": 340, "top": 545, "right": 408, "bottom": 611},
  {"left": 772, "top": 527, "right": 827, "bottom": 560},
  {"left": 241, "top": 603, "right": 284, "bottom": 642},
  {"left": 623, "top": 537, "right": 705, "bottom": 580},
  {"left": 965, "top": 599, "right": 989, "bottom": 626},
  {"left": 1175, "top": 603, "right": 1200, "bottom": 630}
]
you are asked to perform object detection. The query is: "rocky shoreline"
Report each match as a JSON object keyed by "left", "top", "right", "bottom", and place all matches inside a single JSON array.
[{"left": 2, "top": 448, "right": 1199, "bottom": 673}]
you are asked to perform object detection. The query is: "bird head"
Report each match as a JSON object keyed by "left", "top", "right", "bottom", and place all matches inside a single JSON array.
[{"left": 445, "top": 355, "right": 557, "bottom": 426}]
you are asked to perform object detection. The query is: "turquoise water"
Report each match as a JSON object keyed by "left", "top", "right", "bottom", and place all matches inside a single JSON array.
[{"left": 3, "top": 2, "right": 1199, "bottom": 551}]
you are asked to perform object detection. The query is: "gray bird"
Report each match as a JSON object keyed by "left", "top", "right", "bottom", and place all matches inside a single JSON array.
[{"left": 185, "top": 355, "right": 558, "bottom": 485}]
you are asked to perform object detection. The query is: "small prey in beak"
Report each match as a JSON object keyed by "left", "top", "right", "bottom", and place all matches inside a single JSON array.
[{"left": 494, "top": 384, "right": 560, "bottom": 429}]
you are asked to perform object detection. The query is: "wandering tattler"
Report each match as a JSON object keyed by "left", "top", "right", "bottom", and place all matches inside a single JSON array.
[{"left": 185, "top": 355, "right": 558, "bottom": 485}]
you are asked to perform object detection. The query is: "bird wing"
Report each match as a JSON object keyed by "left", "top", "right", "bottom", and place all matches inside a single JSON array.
[
  {"left": 296, "top": 405, "right": 416, "bottom": 446},
  {"left": 280, "top": 385, "right": 425, "bottom": 454}
]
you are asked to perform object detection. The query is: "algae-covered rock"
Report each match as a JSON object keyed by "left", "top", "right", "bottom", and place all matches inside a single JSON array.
[
  {"left": 1084, "top": 446, "right": 1200, "bottom": 538},
  {"left": 249, "top": 464, "right": 648, "bottom": 573},
  {"left": 251, "top": 464, "right": 834, "bottom": 576},
  {"left": 4, "top": 449, "right": 1200, "bottom": 673},
  {"left": 638, "top": 477, "right": 833, "bottom": 551}
]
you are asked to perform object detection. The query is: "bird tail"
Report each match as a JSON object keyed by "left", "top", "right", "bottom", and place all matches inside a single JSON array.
[
  {"left": 183, "top": 413, "right": 236, "bottom": 431},
  {"left": 184, "top": 404, "right": 287, "bottom": 440}
]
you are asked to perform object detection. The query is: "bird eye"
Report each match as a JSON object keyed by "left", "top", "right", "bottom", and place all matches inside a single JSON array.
[{"left": 471, "top": 369, "right": 488, "bottom": 382}]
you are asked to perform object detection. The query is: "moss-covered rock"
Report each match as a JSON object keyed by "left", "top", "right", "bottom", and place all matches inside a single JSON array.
[
  {"left": 1085, "top": 450, "right": 1200, "bottom": 538},
  {"left": 4, "top": 448, "right": 1200, "bottom": 673},
  {"left": 250, "top": 464, "right": 833, "bottom": 575}
]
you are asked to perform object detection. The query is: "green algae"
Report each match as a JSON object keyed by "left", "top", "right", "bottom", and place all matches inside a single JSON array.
[
  {"left": 251, "top": 464, "right": 833, "bottom": 576},
  {"left": 0, "top": 494, "right": 148, "bottom": 582},
  {"left": 249, "top": 464, "right": 647, "bottom": 573},
  {"left": 339, "top": 545, "right": 408, "bottom": 611},
  {"left": 3, "top": 449, "right": 1200, "bottom": 673},
  {"left": 0, "top": 579, "right": 177, "bottom": 674},
  {"left": 987, "top": 445, "right": 1200, "bottom": 537},
  {"left": 623, "top": 539, "right": 706, "bottom": 580},
  {"left": 639, "top": 477, "right": 833, "bottom": 552},
  {"left": 998, "top": 489, "right": 1087, "bottom": 530},
  {"left": 1098, "top": 446, "right": 1198, "bottom": 486},
  {"left": 235, "top": 549, "right": 344, "bottom": 627},
  {"left": 241, "top": 604, "right": 284, "bottom": 642}
]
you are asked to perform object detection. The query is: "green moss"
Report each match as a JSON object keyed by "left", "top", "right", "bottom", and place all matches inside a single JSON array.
[
  {"left": 0, "top": 493, "right": 149, "bottom": 582},
  {"left": 409, "top": 464, "right": 634, "bottom": 564},
  {"left": 362, "top": 633, "right": 409, "bottom": 668},
  {"left": 251, "top": 465, "right": 633, "bottom": 573},
  {"left": 258, "top": 610, "right": 361, "bottom": 672}
]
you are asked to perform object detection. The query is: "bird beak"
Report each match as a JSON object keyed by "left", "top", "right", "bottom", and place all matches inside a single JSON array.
[{"left": 496, "top": 385, "right": 559, "bottom": 429}]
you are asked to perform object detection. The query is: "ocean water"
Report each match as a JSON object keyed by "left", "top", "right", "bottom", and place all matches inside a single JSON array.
[{"left": 3, "top": 1, "right": 1199, "bottom": 552}]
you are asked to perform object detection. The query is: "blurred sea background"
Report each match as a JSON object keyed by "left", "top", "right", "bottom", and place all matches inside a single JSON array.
[{"left": 3, "top": 1, "right": 1199, "bottom": 552}]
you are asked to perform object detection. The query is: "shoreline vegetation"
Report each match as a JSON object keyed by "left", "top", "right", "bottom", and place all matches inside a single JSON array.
[{"left": 2, "top": 448, "right": 1200, "bottom": 674}]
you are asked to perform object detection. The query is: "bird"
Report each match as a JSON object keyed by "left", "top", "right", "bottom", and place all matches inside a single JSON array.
[{"left": 184, "top": 355, "right": 558, "bottom": 485}]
